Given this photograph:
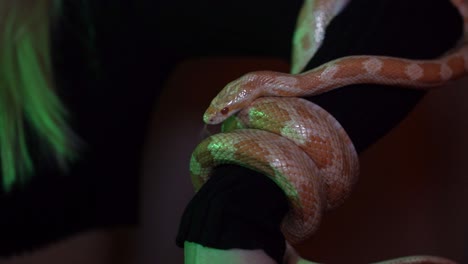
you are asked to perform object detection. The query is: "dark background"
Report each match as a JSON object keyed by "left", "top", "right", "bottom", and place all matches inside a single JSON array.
[
  {"left": 1, "top": 0, "right": 305, "bottom": 256},
  {"left": 0, "top": 0, "right": 467, "bottom": 263}
]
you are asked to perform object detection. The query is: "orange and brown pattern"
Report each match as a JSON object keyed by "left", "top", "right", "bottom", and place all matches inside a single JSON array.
[{"left": 192, "top": 0, "right": 468, "bottom": 263}]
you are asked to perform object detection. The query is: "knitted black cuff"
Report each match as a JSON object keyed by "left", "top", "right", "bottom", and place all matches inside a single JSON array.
[{"left": 176, "top": 165, "right": 289, "bottom": 264}]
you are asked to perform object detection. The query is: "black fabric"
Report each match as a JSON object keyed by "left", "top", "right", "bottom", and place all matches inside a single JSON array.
[
  {"left": 176, "top": 0, "right": 463, "bottom": 263},
  {"left": 176, "top": 165, "right": 289, "bottom": 263}
]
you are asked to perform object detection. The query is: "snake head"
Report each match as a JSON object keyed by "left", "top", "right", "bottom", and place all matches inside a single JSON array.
[
  {"left": 203, "top": 74, "right": 262, "bottom": 125},
  {"left": 203, "top": 104, "right": 234, "bottom": 125}
]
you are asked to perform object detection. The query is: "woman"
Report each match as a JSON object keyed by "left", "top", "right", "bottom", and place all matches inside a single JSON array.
[
  {"left": 0, "top": 0, "right": 75, "bottom": 191},
  {"left": 1, "top": 0, "right": 144, "bottom": 260}
]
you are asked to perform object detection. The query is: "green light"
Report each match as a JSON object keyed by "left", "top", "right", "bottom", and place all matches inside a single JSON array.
[
  {"left": 189, "top": 155, "right": 202, "bottom": 176},
  {"left": 280, "top": 125, "right": 307, "bottom": 145},
  {"left": 221, "top": 115, "right": 244, "bottom": 132},
  {"left": 184, "top": 241, "right": 276, "bottom": 263},
  {"left": 248, "top": 108, "right": 267, "bottom": 121},
  {"left": 271, "top": 167, "right": 300, "bottom": 201},
  {"left": 0, "top": 1, "right": 78, "bottom": 191},
  {"left": 207, "top": 140, "right": 237, "bottom": 162}
]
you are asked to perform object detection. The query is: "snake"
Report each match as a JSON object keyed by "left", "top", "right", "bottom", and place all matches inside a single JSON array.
[{"left": 189, "top": 0, "right": 467, "bottom": 263}]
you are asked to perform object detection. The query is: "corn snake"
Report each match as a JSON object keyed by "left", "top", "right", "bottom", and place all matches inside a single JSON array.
[{"left": 189, "top": 0, "right": 467, "bottom": 263}]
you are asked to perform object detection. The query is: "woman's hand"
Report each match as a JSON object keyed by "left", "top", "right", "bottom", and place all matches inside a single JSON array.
[
  {"left": 183, "top": 241, "right": 318, "bottom": 264},
  {"left": 283, "top": 243, "right": 318, "bottom": 264}
]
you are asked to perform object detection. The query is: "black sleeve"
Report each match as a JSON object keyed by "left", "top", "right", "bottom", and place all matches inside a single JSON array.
[
  {"left": 176, "top": 0, "right": 463, "bottom": 263},
  {"left": 176, "top": 165, "right": 289, "bottom": 263}
]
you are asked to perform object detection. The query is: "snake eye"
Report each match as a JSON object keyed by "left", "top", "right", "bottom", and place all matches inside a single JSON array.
[{"left": 221, "top": 107, "right": 229, "bottom": 115}]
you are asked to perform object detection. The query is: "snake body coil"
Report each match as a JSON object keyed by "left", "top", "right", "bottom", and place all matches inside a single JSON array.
[{"left": 190, "top": 0, "right": 467, "bottom": 263}]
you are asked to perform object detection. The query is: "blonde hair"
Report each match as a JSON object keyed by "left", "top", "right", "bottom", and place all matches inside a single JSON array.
[{"left": 0, "top": 0, "right": 77, "bottom": 191}]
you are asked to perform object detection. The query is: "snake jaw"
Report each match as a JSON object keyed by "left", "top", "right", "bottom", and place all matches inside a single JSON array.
[
  {"left": 203, "top": 103, "right": 236, "bottom": 125},
  {"left": 203, "top": 107, "right": 222, "bottom": 125},
  {"left": 203, "top": 98, "right": 233, "bottom": 124}
]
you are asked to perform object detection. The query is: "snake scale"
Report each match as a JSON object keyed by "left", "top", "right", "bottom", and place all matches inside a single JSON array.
[{"left": 189, "top": 0, "right": 468, "bottom": 263}]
